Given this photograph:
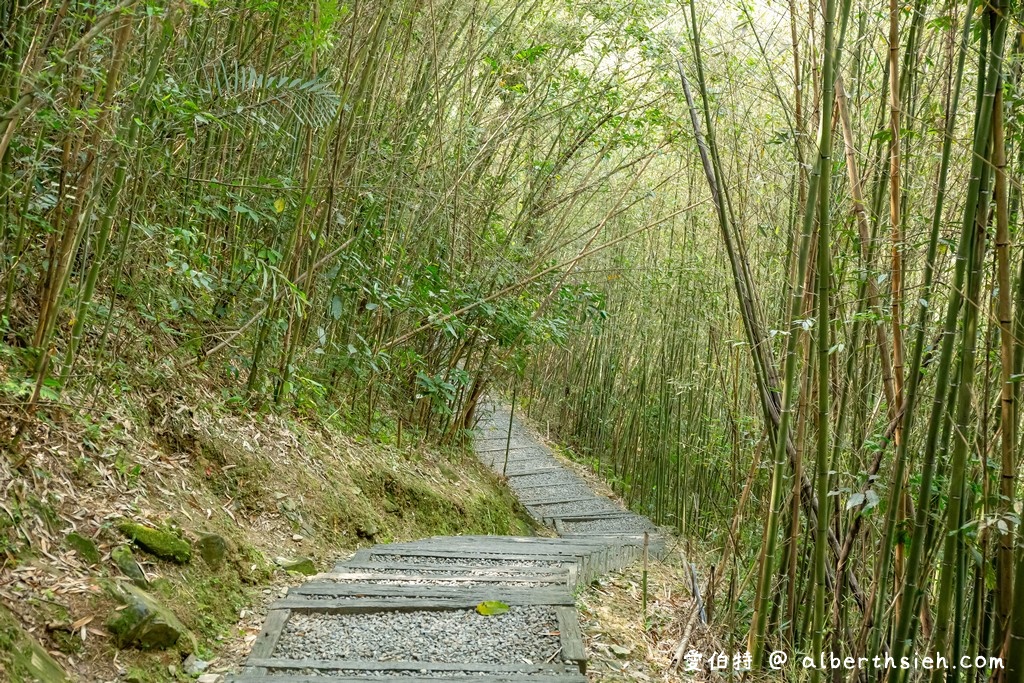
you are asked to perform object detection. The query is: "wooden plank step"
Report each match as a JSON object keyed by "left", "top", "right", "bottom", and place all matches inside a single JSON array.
[
  {"left": 553, "top": 512, "right": 648, "bottom": 522},
  {"left": 493, "top": 464, "right": 562, "bottom": 475},
  {"left": 554, "top": 607, "right": 587, "bottom": 673},
  {"left": 413, "top": 536, "right": 617, "bottom": 550},
  {"left": 288, "top": 583, "right": 572, "bottom": 604},
  {"left": 509, "top": 480, "right": 587, "bottom": 491},
  {"left": 481, "top": 460, "right": 556, "bottom": 469},
  {"left": 475, "top": 442, "right": 548, "bottom": 450},
  {"left": 242, "top": 609, "right": 291, "bottom": 676},
  {"left": 504, "top": 468, "right": 566, "bottom": 477},
  {"left": 532, "top": 499, "right": 618, "bottom": 509},
  {"left": 480, "top": 457, "right": 557, "bottom": 467},
  {"left": 366, "top": 548, "right": 579, "bottom": 562},
  {"left": 310, "top": 572, "right": 567, "bottom": 585},
  {"left": 336, "top": 560, "right": 572, "bottom": 577},
  {"left": 274, "top": 594, "right": 573, "bottom": 612},
  {"left": 363, "top": 547, "right": 579, "bottom": 561}
]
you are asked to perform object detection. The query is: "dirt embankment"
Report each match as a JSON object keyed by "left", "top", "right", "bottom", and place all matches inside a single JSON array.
[{"left": 0, "top": 375, "right": 535, "bottom": 682}]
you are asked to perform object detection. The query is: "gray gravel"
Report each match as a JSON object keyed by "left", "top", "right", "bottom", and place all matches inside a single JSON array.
[
  {"left": 530, "top": 500, "right": 621, "bottom": 517},
  {"left": 517, "top": 486, "right": 597, "bottom": 503},
  {"left": 368, "top": 555, "right": 563, "bottom": 568},
  {"left": 270, "top": 668, "right": 571, "bottom": 678},
  {"left": 561, "top": 516, "right": 655, "bottom": 533},
  {"left": 273, "top": 607, "right": 563, "bottom": 664}
]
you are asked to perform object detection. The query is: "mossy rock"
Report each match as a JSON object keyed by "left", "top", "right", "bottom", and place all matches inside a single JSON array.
[
  {"left": 65, "top": 532, "right": 100, "bottom": 564},
  {"left": 275, "top": 556, "right": 316, "bottom": 575},
  {"left": 195, "top": 533, "right": 228, "bottom": 570},
  {"left": 105, "top": 583, "right": 190, "bottom": 650},
  {"left": 118, "top": 521, "right": 191, "bottom": 564},
  {"left": 111, "top": 545, "right": 148, "bottom": 587},
  {"left": 0, "top": 606, "right": 69, "bottom": 682}
]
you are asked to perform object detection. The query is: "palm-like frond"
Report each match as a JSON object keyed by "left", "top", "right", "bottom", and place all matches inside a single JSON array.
[{"left": 210, "top": 63, "right": 342, "bottom": 128}]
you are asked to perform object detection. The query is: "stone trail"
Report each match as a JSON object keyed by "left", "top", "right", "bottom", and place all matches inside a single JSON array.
[{"left": 229, "top": 404, "right": 665, "bottom": 683}]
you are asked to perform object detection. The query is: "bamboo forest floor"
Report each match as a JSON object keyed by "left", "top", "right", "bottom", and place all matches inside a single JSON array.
[{"left": 229, "top": 404, "right": 678, "bottom": 682}]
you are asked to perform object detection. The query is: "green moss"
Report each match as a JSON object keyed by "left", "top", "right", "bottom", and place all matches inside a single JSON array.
[
  {"left": 349, "top": 456, "right": 533, "bottom": 539},
  {"left": 65, "top": 532, "right": 100, "bottom": 564},
  {"left": 158, "top": 560, "right": 253, "bottom": 641},
  {"left": 276, "top": 556, "right": 317, "bottom": 575},
  {"left": 112, "top": 545, "right": 148, "bottom": 586},
  {"left": 0, "top": 606, "right": 69, "bottom": 682},
  {"left": 195, "top": 533, "right": 229, "bottom": 569},
  {"left": 105, "top": 584, "right": 190, "bottom": 651},
  {"left": 118, "top": 522, "right": 192, "bottom": 564}
]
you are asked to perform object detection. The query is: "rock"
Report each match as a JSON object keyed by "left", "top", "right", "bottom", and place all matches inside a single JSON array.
[
  {"left": 105, "top": 583, "right": 189, "bottom": 650},
  {"left": 0, "top": 606, "right": 70, "bottom": 682},
  {"left": 111, "top": 546, "right": 148, "bottom": 587},
  {"left": 197, "top": 675, "right": 222, "bottom": 683},
  {"left": 274, "top": 556, "right": 316, "bottom": 575},
  {"left": 609, "top": 644, "right": 633, "bottom": 657},
  {"left": 65, "top": 532, "right": 100, "bottom": 564},
  {"left": 118, "top": 521, "right": 192, "bottom": 564},
  {"left": 356, "top": 521, "right": 379, "bottom": 539},
  {"left": 183, "top": 654, "right": 209, "bottom": 675},
  {"left": 195, "top": 533, "right": 228, "bottom": 569}
]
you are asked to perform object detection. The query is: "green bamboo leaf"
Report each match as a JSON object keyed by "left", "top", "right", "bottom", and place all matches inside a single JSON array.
[{"left": 476, "top": 601, "right": 510, "bottom": 616}]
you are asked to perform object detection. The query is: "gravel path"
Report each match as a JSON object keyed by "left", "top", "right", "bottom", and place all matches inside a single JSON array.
[
  {"left": 268, "top": 668, "right": 572, "bottom": 678},
  {"left": 561, "top": 516, "right": 655, "bottom": 533},
  {"left": 274, "top": 608, "right": 563, "bottom": 664},
  {"left": 529, "top": 500, "right": 621, "bottom": 517},
  {"left": 517, "top": 486, "right": 596, "bottom": 503},
  {"left": 233, "top": 402, "right": 663, "bottom": 683}
]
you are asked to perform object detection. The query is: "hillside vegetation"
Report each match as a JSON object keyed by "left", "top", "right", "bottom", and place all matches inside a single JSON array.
[{"left": 5, "top": 0, "right": 1024, "bottom": 680}]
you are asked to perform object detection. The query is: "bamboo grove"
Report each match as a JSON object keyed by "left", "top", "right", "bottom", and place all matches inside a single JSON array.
[
  {"left": 7, "top": 0, "right": 1024, "bottom": 679},
  {"left": 522, "top": 0, "right": 1024, "bottom": 680},
  {"left": 0, "top": 0, "right": 687, "bottom": 441}
]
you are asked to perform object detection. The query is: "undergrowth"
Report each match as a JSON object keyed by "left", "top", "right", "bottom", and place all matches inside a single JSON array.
[{"left": 0, "top": 341, "right": 535, "bottom": 682}]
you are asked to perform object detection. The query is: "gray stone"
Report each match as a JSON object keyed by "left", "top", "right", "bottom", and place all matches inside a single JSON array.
[
  {"left": 183, "top": 654, "right": 209, "bottom": 675},
  {"left": 111, "top": 545, "right": 148, "bottom": 587},
  {"left": 275, "top": 556, "right": 316, "bottom": 575},
  {"left": 105, "top": 583, "right": 190, "bottom": 650},
  {"left": 195, "top": 533, "right": 228, "bottom": 569},
  {"left": 356, "top": 521, "right": 379, "bottom": 539}
]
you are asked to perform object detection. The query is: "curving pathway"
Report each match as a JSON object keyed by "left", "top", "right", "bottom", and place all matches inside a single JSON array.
[{"left": 230, "top": 404, "right": 664, "bottom": 683}]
